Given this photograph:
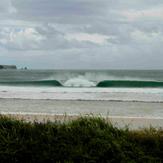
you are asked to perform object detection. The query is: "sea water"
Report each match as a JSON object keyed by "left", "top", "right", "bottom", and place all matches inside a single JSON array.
[{"left": 0, "top": 69, "right": 163, "bottom": 117}]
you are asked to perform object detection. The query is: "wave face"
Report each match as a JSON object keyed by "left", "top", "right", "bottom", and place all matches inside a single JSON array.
[
  {"left": 0, "top": 80, "right": 62, "bottom": 87},
  {"left": 0, "top": 69, "right": 163, "bottom": 88},
  {"left": 1, "top": 79, "right": 163, "bottom": 88},
  {"left": 97, "top": 80, "right": 163, "bottom": 88}
]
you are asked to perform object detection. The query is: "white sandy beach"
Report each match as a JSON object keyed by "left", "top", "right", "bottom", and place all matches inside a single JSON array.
[{"left": 0, "top": 98, "right": 163, "bottom": 129}]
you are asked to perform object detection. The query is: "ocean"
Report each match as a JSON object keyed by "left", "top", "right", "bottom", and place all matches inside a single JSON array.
[{"left": 0, "top": 69, "right": 163, "bottom": 118}]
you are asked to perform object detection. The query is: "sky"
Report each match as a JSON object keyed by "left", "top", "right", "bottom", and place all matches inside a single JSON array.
[{"left": 0, "top": 0, "right": 163, "bottom": 69}]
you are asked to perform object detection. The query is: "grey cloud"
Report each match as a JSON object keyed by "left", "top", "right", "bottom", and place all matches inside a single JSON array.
[
  {"left": 0, "top": 0, "right": 163, "bottom": 69},
  {"left": 12, "top": 0, "right": 108, "bottom": 20},
  {"left": 0, "top": 0, "right": 16, "bottom": 17}
]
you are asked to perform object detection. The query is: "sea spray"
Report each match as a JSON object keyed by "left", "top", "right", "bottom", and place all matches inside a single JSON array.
[{"left": 63, "top": 76, "right": 96, "bottom": 87}]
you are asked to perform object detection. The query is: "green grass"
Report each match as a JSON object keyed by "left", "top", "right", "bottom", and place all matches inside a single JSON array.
[{"left": 0, "top": 116, "right": 163, "bottom": 163}]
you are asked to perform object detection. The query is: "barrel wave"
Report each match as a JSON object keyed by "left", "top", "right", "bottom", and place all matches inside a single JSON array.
[
  {"left": 0, "top": 80, "right": 62, "bottom": 87},
  {"left": 1, "top": 79, "right": 163, "bottom": 88},
  {"left": 97, "top": 80, "right": 163, "bottom": 88}
]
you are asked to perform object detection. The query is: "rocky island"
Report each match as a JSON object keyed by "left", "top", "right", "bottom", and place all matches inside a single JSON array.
[{"left": 0, "top": 65, "right": 17, "bottom": 69}]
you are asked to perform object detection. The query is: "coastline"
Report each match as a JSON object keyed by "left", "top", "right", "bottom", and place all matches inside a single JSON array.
[
  {"left": 0, "top": 98, "right": 163, "bottom": 116},
  {"left": 1, "top": 98, "right": 163, "bottom": 129}
]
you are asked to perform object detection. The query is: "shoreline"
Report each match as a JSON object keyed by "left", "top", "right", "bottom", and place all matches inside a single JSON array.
[
  {"left": 1, "top": 98, "right": 163, "bottom": 129},
  {"left": 0, "top": 98, "right": 163, "bottom": 117},
  {"left": 2, "top": 112, "right": 163, "bottom": 129},
  {"left": 1, "top": 97, "right": 163, "bottom": 103}
]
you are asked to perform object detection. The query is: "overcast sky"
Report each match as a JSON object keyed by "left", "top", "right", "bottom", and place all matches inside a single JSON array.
[{"left": 0, "top": 0, "right": 163, "bottom": 69}]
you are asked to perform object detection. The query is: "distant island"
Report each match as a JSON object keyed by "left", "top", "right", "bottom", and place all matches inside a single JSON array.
[{"left": 0, "top": 65, "right": 17, "bottom": 69}]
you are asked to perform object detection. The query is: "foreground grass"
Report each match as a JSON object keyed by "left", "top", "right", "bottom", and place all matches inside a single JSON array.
[{"left": 0, "top": 116, "right": 163, "bottom": 162}]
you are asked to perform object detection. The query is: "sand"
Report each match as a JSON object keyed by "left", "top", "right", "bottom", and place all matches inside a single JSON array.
[
  {"left": 1, "top": 98, "right": 163, "bottom": 117},
  {"left": 0, "top": 98, "right": 163, "bottom": 129},
  {"left": 1, "top": 113, "right": 163, "bottom": 130}
]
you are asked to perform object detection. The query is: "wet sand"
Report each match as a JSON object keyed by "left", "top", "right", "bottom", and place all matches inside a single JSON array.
[{"left": 0, "top": 98, "right": 163, "bottom": 117}]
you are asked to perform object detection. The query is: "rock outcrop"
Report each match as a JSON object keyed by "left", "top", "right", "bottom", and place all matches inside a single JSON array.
[{"left": 0, "top": 65, "right": 17, "bottom": 69}]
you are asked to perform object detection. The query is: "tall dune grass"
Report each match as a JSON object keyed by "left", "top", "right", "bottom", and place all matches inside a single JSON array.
[{"left": 0, "top": 116, "right": 162, "bottom": 162}]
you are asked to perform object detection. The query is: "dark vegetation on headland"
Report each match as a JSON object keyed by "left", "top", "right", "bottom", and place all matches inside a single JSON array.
[
  {"left": 0, "top": 116, "right": 163, "bottom": 163},
  {"left": 0, "top": 65, "right": 17, "bottom": 69}
]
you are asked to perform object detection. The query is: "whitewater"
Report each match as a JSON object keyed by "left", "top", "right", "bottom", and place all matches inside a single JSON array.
[
  {"left": 0, "top": 69, "right": 163, "bottom": 119},
  {"left": 0, "top": 69, "right": 163, "bottom": 101}
]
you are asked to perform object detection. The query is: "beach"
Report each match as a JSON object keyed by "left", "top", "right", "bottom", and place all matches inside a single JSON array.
[
  {"left": 2, "top": 1, "right": 163, "bottom": 161},
  {"left": 0, "top": 69, "right": 163, "bottom": 129},
  {"left": 1, "top": 98, "right": 163, "bottom": 129}
]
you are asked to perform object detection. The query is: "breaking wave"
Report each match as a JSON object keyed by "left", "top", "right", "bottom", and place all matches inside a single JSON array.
[
  {"left": 97, "top": 80, "right": 163, "bottom": 88},
  {"left": 0, "top": 79, "right": 163, "bottom": 88},
  {"left": 0, "top": 80, "right": 62, "bottom": 87},
  {"left": 63, "top": 76, "right": 96, "bottom": 87}
]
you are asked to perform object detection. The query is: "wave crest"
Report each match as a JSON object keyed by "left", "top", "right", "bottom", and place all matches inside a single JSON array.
[{"left": 63, "top": 76, "right": 96, "bottom": 87}]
